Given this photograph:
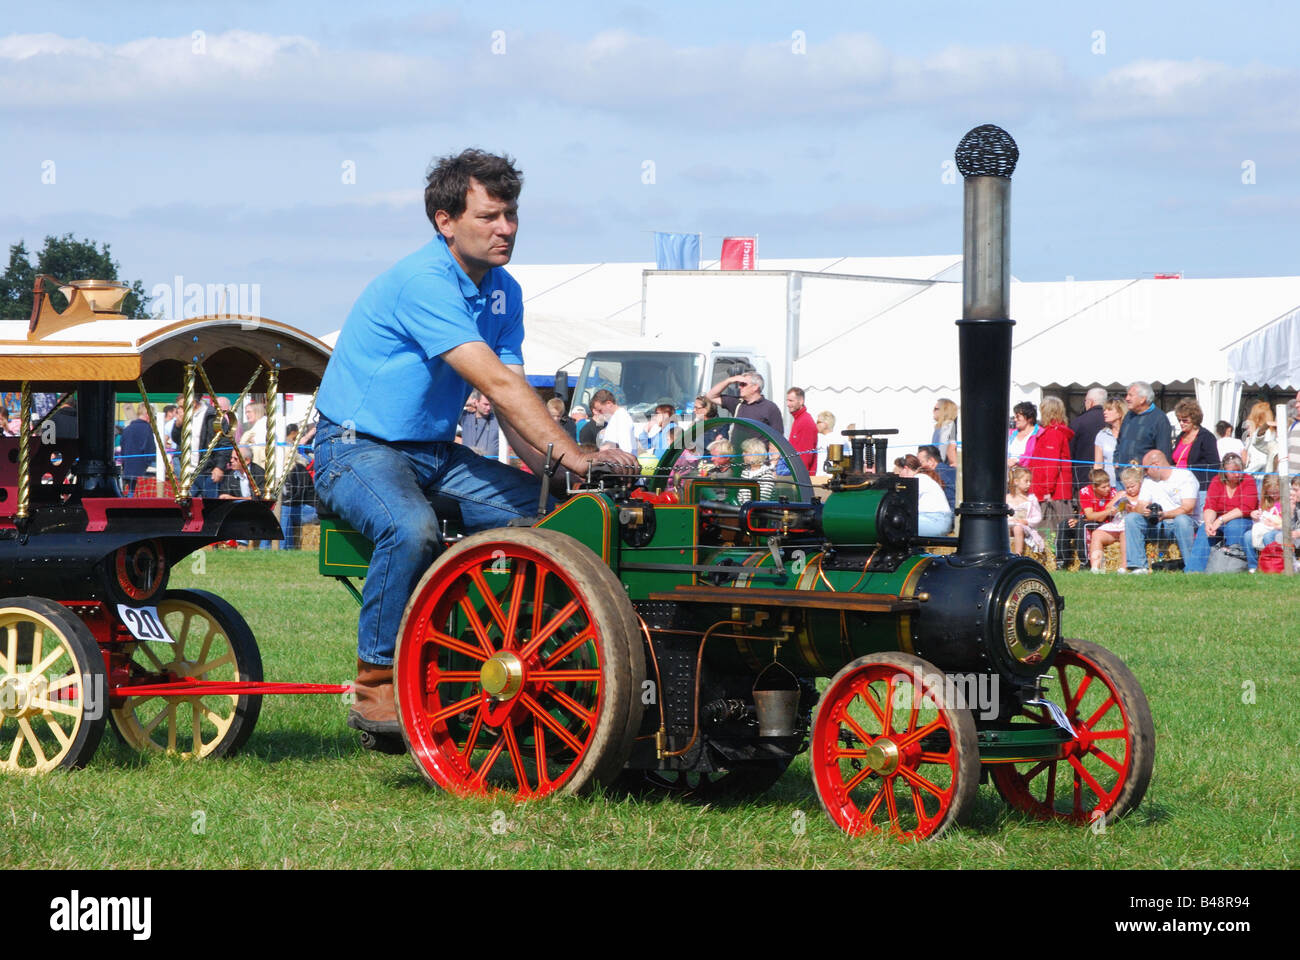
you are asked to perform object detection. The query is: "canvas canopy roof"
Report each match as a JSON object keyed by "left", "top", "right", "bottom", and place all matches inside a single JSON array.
[
  {"left": 0, "top": 302, "right": 331, "bottom": 394},
  {"left": 1226, "top": 302, "right": 1300, "bottom": 389}
]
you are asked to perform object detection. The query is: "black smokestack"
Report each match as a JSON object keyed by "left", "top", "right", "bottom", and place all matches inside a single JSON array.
[{"left": 954, "top": 124, "right": 1018, "bottom": 558}]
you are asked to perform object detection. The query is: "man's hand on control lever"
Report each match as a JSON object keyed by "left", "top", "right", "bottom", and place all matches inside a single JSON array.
[{"left": 558, "top": 446, "right": 640, "bottom": 485}]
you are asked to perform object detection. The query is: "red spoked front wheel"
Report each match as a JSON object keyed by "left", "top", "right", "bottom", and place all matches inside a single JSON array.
[
  {"left": 811, "top": 653, "right": 979, "bottom": 841},
  {"left": 394, "top": 528, "right": 643, "bottom": 799},
  {"left": 990, "top": 638, "right": 1154, "bottom": 824}
]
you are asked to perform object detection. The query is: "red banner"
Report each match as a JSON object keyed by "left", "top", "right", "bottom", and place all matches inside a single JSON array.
[{"left": 720, "top": 236, "right": 757, "bottom": 271}]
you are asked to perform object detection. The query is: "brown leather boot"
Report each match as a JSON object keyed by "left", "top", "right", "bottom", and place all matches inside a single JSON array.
[{"left": 347, "top": 658, "right": 402, "bottom": 737}]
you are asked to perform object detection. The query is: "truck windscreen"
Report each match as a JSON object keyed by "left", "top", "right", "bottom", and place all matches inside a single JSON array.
[{"left": 576, "top": 352, "right": 704, "bottom": 420}]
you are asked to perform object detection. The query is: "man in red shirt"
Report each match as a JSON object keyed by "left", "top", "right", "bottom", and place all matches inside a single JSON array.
[{"left": 786, "top": 387, "right": 818, "bottom": 473}]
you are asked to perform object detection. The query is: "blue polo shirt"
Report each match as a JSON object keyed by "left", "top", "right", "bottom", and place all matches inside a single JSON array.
[{"left": 317, "top": 237, "right": 524, "bottom": 442}]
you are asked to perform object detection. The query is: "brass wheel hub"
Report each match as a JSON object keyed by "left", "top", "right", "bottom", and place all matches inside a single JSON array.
[
  {"left": 480, "top": 652, "right": 525, "bottom": 700},
  {"left": 0, "top": 674, "right": 31, "bottom": 717},
  {"left": 0, "top": 672, "right": 50, "bottom": 719},
  {"left": 863, "top": 738, "right": 901, "bottom": 776}
]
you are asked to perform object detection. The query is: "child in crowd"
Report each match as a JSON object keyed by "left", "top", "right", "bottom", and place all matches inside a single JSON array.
[
  {"left": 700, "top": 437, "right": 733, "bottom": 476},
  {"left": 1250, "top": 476, "right": 1283, "bottom": 549},
  {"left": 738, "top": 437, "right": 775, "bottom": 503},
  {"left": 1007, "top": 465, "right": 1044, "bottom": 555},
  {"left": 1079, "top": 467, "right": 1125, "bottom": 572},
  {"left": 697, "top": 437, "right": 736, "bottom": 502}
]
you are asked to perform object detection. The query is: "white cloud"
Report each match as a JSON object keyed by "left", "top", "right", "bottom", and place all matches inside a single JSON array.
[
  {"left": 0, "top": 30, "right": 451, "bottom": 129},
  {"left": 0, "top": 28, "right": 1072, "bottom": 131},
  {"left": 1086, "top": 58, "right": 1299, "bottom": 128}
]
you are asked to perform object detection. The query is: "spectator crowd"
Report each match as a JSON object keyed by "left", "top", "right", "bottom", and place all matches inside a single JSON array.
[
  {"left": 1000, "top": 382, "right": 1300, "bottom": 573},
  {"left": 24, "top": 371, "right": 1285, "bottom": 572}
]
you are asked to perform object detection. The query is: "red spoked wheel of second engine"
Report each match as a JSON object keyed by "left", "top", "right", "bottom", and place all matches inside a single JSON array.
[
  {"left": 394, "top": 528, "right": 644, "bottom": 800},
  {"left": 811, "top": 652, "right": 979, "bottom": 841},
  {"left": 989, "top": 638, "right": 1154, "bottom": 825}
]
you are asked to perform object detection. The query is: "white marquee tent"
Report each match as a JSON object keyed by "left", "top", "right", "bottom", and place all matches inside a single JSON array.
[{"left": 322, "top": 255, "right": 1300, "bottom": 450}]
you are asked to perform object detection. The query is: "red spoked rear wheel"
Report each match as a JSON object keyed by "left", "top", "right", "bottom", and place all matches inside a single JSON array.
[
  {"left": 394, "top": 528, "right": 643, "bottom": 799},
  {"left": 811, "top": 653, "right": 979, "bottom": 841},
  {"left": 990, "top": 638, "right": 1154, "bottom": 824}
]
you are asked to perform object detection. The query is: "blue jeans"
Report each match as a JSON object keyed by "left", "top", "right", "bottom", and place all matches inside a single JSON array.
[
  {"left": 1185, "top": 517, "right": 1256, "bottom": 573},
  {"left": 279, "top": 502, "right": 318, "bottom": 550},
  {"left": 918, "top": 511, "right": 954, "bottom": 537},
  {"left": 1124, "top": 512, "right": 1196, "bottom": 570},
  {"left": 312, "top": 418, "right": 543, "bottom": 665},
  {"left": 936, "top": 465, "right": 957, "bottom": 510},
  {"left": 189, "top": 474, "right": 219, "bottom": 499}
]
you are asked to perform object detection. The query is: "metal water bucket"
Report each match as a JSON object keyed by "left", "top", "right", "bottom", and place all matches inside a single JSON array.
[{"left": 753, "top": 662, "right": 800, "bottom": 737}]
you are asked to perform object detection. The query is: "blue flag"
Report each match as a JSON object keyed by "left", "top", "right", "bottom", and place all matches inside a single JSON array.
[{"left": 654, "top": 232, "right": 700, "bottom": 270}]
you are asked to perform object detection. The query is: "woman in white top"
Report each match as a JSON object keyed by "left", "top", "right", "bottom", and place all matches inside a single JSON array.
[
  {"left": 1241, "top": 401, "right": 1276, "bottom": 480},
  {"left": 931, "top": 397, "right": 959, "bottom": 497},
  {"left": 1215, "top": 420, "right": 1245, "bottom": 463},
  {"left": 814, "top": 410, "right": 837, "bottom": 476},
  {"left": 895, "top": 454, "right": 953, "bottom": 536},
  {"left": 1093, "top": 397, "right": 1125, "bottom": 485}
]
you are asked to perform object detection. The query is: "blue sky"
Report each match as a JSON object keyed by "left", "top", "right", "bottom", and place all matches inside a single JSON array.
[{"left": 2, "top": 1, "right": 1297, "bottom": 335}]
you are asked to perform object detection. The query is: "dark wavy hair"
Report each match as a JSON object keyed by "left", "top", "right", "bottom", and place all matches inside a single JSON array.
[{"left": 424, "top": 149, "right": 523, "bottom": 227}]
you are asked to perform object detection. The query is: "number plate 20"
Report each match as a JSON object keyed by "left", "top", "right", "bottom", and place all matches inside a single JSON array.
[{"left": 116, "top": 605, "right": 174, "bottom": 643}]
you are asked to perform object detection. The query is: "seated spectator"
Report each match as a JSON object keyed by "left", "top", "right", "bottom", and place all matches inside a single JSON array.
[
  {"left": 917, "top": 444, "right": 955, "bottom": 511},
  {"left": 695, "top": 437, "right": 739, "bottom": 502},
  {"left": 1006, "top": 465, "right": 1044, "bottom": 555},
  {"left": 1171, "top": 398, "right": 1220, "bottom": 516},
  {"left": 1249, "top": 475, "right": 1285, "bottom": 550},
  {"left": 1081, "top": 468, "right": 1126, "bottom": 572},
  {"left": 1007, "top": 401, "right": 1039, "bottom": 469},
  {"left": 1265, "top": 477, "right": 1300, "bottom": 553},
  {"left": 737, "top": 437, "right": 776, "bottom": 503},
  {"left": 1215, "top": 420, "right": 1244, "bottom": 463},
  {"left": 895, "top": 454, "right": 953, "bottom": 537},
  {"left": 1055, "top": 464, "right": 1119, "bottom": 570},
  {"left": 214, "top": 458, "right": 243, "bottom": 498},
  {"left": 1186, "top": 452, "right": 1258, "bottom": 572},
  {"left": 1121, "top": 450, "right": 1198, "bottom": 573}
]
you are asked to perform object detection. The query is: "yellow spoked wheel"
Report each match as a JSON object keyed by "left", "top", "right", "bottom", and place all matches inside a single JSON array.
[
  {"left": 0, "top": 597, "right": 107, "bottom": 774},
  {"left": 110, "top": 589, "right": 263, "bottom": 759}
]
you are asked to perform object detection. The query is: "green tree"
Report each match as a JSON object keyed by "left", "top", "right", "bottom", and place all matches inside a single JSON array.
[
  {"left": 0, "top": 241, "right": 36, "bottom": 319},
  {"left": 0, "top": 234, "right": 150, "bottom": 320}
]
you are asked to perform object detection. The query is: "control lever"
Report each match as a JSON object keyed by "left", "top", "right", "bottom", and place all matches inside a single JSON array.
[{"left": 537, "top": 443, "right": 557, "bottom": 517}]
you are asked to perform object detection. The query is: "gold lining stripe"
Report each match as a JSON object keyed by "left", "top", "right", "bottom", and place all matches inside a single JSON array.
[
  {"left": 321, "top": 528, "right": 372, "bottom": 571},
  {"left": 537, "top": 493, "right": 613, "bottom": 563},
  {"left": 895, "top": 555, "right": 932, "bottom": 655}
]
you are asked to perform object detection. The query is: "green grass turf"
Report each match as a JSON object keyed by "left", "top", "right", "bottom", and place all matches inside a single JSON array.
[{"left": 1, "top": 551, "right": 1295, "bottom": 869}]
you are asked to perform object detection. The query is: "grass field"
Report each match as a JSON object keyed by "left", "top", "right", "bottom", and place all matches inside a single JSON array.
[{"left": 2, "top": 551, "right": 1296, "bottom": 869}]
